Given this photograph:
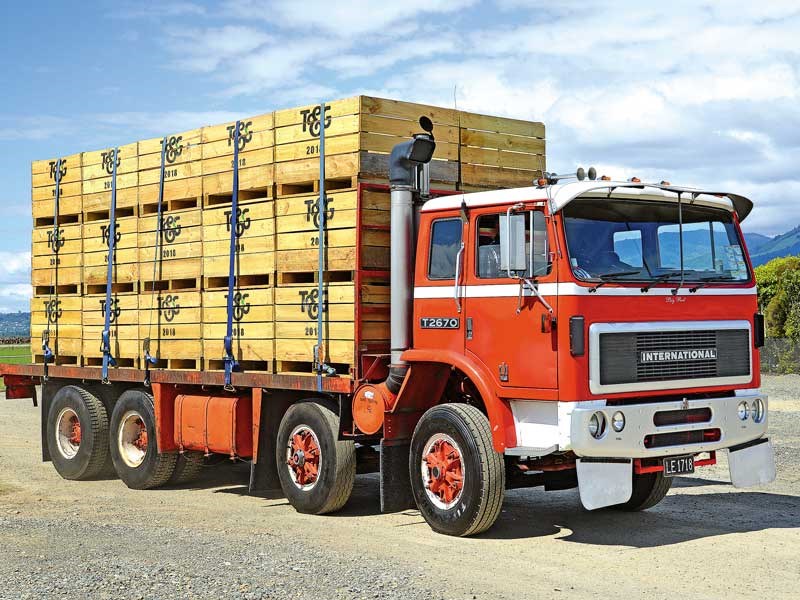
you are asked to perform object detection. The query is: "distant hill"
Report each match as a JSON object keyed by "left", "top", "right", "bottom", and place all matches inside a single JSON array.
[
  {"left": 615, "top": 226, "right": 799, "bottom": 270},
  {"left": 749, "top": 226, "right": 800, "bottom": 267},
  {"left": 0, "top": 312, "right": 30, "bottom": 339},
  {"left": 745, "top": 232, "right": 772, "bottom": 253}
]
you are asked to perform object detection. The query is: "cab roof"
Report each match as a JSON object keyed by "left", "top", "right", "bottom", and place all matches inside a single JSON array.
[{"left": 422, "top": 180, "right": 754, "bottom": 222}]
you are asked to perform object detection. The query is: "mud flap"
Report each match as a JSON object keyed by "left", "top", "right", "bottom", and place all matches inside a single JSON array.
[
  {"left": 380, "top": 440, "right": 415, "bottom": 513},
  {"left": 728, "top": 438, "right": 776, "bottom": 488},
  {"left": 576, "top": 458, "right": 633, "bottom": 510}
]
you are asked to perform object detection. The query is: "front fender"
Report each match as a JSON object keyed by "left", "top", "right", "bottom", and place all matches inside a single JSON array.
[{"left": 400, "top": 349, "right": 517, "bottom": 452}]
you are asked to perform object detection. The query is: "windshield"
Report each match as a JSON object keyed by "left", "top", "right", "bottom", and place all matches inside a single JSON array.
[{"left": 562, "top": 198, "right": 750, "bottom": 283}]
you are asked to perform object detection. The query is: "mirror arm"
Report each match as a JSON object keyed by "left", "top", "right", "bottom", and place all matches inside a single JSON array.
[{"left": 517, "top": 277, "right": 555, "bottom": 316}]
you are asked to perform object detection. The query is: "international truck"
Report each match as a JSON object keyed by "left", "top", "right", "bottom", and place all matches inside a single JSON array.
[{"left": 1, "top": 116, "right": 776, "bottom": 536}]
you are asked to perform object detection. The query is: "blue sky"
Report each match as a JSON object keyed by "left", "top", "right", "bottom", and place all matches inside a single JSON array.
[{"left": 1, "top": 0, "right": 799, "bottom": 311}]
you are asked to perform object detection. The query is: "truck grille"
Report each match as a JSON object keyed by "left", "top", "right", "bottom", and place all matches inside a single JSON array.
[{"left": 599, "top": 328, "right": 750, "bottom": 385}]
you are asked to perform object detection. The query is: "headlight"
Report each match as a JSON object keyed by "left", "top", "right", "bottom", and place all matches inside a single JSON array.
[
  {"left": 611, "top": 411, "right": 625, "bottom": 432},
  {"left": 751, "top": 398, "right": 765, "bottom": 423},
  {"left": 737, "top": 401, "right": 750, "bottom": 421},
  {"left": 588, "top": 411, "right": 606, "bottom": 439}
]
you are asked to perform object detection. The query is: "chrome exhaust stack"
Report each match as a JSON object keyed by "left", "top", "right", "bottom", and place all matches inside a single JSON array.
[{"left": 386, "top": 118, "right": 435, "bottom": 393}]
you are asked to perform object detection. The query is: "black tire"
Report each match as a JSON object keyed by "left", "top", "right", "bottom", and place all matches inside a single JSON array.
[
  {"left": 46, "top": 385, "right": 110, "bottom": 480},
  {"left": 276, "top": 399, "right": 355, "bottom": 515},
  {"left": 614, "top": 472, "right": 673, "bottom": 511},
  {"left": 109, "top": 389, "right": 177, "bottom": 490},
  {"left": 409, "top": 403, "right": 505, "bottom": 537},
  {"left": 168, "top": 452, "right": 205, "bottom": 486}
]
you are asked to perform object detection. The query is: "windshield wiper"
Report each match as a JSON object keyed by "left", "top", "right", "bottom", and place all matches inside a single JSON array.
[
  {"left": 688, "top": 275, "right": 736, "bottom": 293},
  {"left": 588, "top": 270, "right": 642, "bottom": 292},
  {"left": 640, "top": 272, "right": 682, "bottom": 293}
]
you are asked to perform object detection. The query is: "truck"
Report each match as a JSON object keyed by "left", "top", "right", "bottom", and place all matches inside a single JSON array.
[{"left": 1, "top": 113, "right": 776, "bottom": 537}]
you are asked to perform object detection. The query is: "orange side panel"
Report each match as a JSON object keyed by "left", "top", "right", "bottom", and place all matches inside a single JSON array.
[
  {"left": 153, "top": 382, "right": 178, "bottom": 452},
  {"left": 252, "top": 388, "right": 263, "bottom": 463}
]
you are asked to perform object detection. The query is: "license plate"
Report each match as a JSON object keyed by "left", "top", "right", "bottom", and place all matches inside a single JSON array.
[{"left": 663, "top": 454, "right": 694, "bottom": 477}]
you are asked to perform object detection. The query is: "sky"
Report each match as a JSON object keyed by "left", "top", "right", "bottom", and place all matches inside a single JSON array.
[{"left": 0, "top": 0, "right": 798, "bottom": 312}]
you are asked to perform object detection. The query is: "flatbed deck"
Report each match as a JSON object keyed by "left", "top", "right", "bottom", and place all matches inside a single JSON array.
[{"left": 0, "top": 362, "right": 354, "bottom": 394}]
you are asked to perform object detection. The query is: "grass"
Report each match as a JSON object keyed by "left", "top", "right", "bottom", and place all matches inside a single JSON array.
[{"left": 0, "top": 344, "right": 31, "bottom": 391}]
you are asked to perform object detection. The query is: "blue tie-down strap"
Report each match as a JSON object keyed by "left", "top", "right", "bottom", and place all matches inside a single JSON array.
[
  {"left": 41, "top": 330, "right": 54, "bottom": 363},
  {"left": 223, "top": 335, "right": 239, "bottom": 389},
  {"left": 100, "top": 329, "right": 117, "bottom": 383},
  {"left": 143, "top": 337, "right": 158, "bottom": 386}
]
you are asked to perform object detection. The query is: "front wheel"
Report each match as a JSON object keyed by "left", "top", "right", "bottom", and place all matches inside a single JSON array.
[
  {"left": 276, "top": 399, "right": 356, "bottom": 515},
  {"left": 410, "top": 403, "right": 505, "bottom": 536},
  {"left": 109, "top": 389, "right": 177, "bottom": 490},
  {"left": 614, "top": 471, "right": 673, "bottom": 511}
]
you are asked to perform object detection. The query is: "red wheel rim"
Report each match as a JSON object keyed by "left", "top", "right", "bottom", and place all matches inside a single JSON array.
[
  {"left": 286, "top": 425, "right": 321, "bottom": 490},
  {"left": 56, "top": 408, "right": 82, "bottom": 459},
  {"left": 422, "top": 434, "right": 464, "bottom": 509}
]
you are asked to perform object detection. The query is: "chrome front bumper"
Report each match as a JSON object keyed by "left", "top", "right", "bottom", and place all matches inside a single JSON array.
[{"left": 568, "top": 391, "right": 768, "bottom": 459}]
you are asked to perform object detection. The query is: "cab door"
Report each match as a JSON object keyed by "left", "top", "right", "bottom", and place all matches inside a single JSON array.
[
  {"left": 412, "top": 212, "right": 467, "bottom": 356},
  {"left": 464, "top": 206, "right": 558, "bottom": 390}
]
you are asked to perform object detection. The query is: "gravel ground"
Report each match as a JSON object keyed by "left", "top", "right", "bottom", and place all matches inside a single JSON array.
[{"left": 1, "top": 377, "right": 798, "bottom": 600}]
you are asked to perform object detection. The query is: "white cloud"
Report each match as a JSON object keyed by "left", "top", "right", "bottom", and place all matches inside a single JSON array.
[
  {"left": 0, "top": 252, "right": 30, "bottom": 280},
  {"left": 224, "top": 0, "right": 476, "bottom": 35},
  {"left": 165, "top": 26, "right": 271, "bottom": 72}
]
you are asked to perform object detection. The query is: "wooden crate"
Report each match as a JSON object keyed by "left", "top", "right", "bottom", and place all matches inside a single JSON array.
[
  {"left": 30, "top": 295, "right": 82, "bottom": 366},
  {"left": 138, "top": 207, "right": 203, "bottom": 290},
  {"left": 274, "top": 280, "right": 390, "bottom": 376},
  {"left": 83, "top": 187, "right": 137, "bottom": 222},
  {"left": 275, "top": 188, "right": 389, "bottom": 274},
  {"left": 31, "top": 153, "right": 82, "bottom": 228},
  {"left": 459, "top": 112, "right": 545, "bottom": 189},
  {"left": 138, "top": 291, "right": 202, "bottom": 369},
  {"left": 81, "top": 143, "right": 138, "bottom": 199},
  {"left": 82, "top": 292, "right": 140, "bottom": 368},
  {"left": 201, "top": 114, "right": 273, "bottom": 207},
  {"left": 139, "top": 129, "right": 204, "bottom": 215},
  {"left": 202, "top": 287, "right": 274, "bottom": 372},
  {"left": 31, "top": 223, "right": 82, "bottom": 295},
  {"left": 202, "top": 199, "right": 275, "bottom": 287},
  {"left": 82, "top": 215, "right": 139, "bottom": 293},
  {"left": 273, "top": 96, "right": 460, "bottom": 194}
]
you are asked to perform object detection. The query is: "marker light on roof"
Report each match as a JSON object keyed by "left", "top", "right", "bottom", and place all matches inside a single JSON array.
[
  {"left": 661, "top": 180, "right": 671, "bottom": 185},
  {"left": 629, "top": 177, "right": 641, "bottom": 183},
  {"left": 600, "top": 175, "right": 611, "bottom": 181}
]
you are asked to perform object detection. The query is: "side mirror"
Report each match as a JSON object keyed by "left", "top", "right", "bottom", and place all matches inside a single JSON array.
[{"left": 500, "top": 213, "right": 527, "bottom": 274}]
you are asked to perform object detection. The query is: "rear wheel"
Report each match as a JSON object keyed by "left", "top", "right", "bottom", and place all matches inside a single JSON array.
[
  {"left": 109, "top": 389, "right": 177, "bottom": 490},
  {"left": 47, "top": 385, "right": 110, "bottom": 480},
  {"left": 276, "top": 399, "right": 355, "bottom": 515},
  {"left": 410, "top": 403, "right": 505, "bottom": 536},
  {"left": 614, "top": 472, "right": 673, "bottom": 511}
]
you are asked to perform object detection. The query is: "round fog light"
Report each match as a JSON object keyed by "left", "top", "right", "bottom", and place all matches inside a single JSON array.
[
  {"left": 751, "top": 398, "right": 765, "bottom": 423},
  {"left": 612, "top": 411, "right": 625, "bottom": 432},
  {"left": 737, "top": 400, "right": 750, "bottom": 421},
  {"left": 588, "top": 411, "right": 606, "bottom": 439}
]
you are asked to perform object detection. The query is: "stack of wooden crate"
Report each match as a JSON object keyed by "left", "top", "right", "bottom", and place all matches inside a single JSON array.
[{"left": 30, "top": 95, "right": 545, "bottom": 378}]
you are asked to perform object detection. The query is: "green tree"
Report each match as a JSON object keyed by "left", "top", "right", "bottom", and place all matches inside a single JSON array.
[{"left": 755, "top": 256, "right": 800, "bottom": 338}]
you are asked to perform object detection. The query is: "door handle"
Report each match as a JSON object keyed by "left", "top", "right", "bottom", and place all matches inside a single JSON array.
[{"left": 454, "top": 242, "right": 465, "bottom": 313}]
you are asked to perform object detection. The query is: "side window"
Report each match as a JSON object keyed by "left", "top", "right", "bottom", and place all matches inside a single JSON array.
[
  {"left": 477, "top": 211, "right": 550, "bottom": 278},
  {"left": 428, "top": 218, "right": 462, "bottom": 280}
]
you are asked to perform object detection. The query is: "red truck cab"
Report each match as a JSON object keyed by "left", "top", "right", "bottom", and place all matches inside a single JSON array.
[{"left": 395, "top": 180, "right": 774, "bottom": 524}]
